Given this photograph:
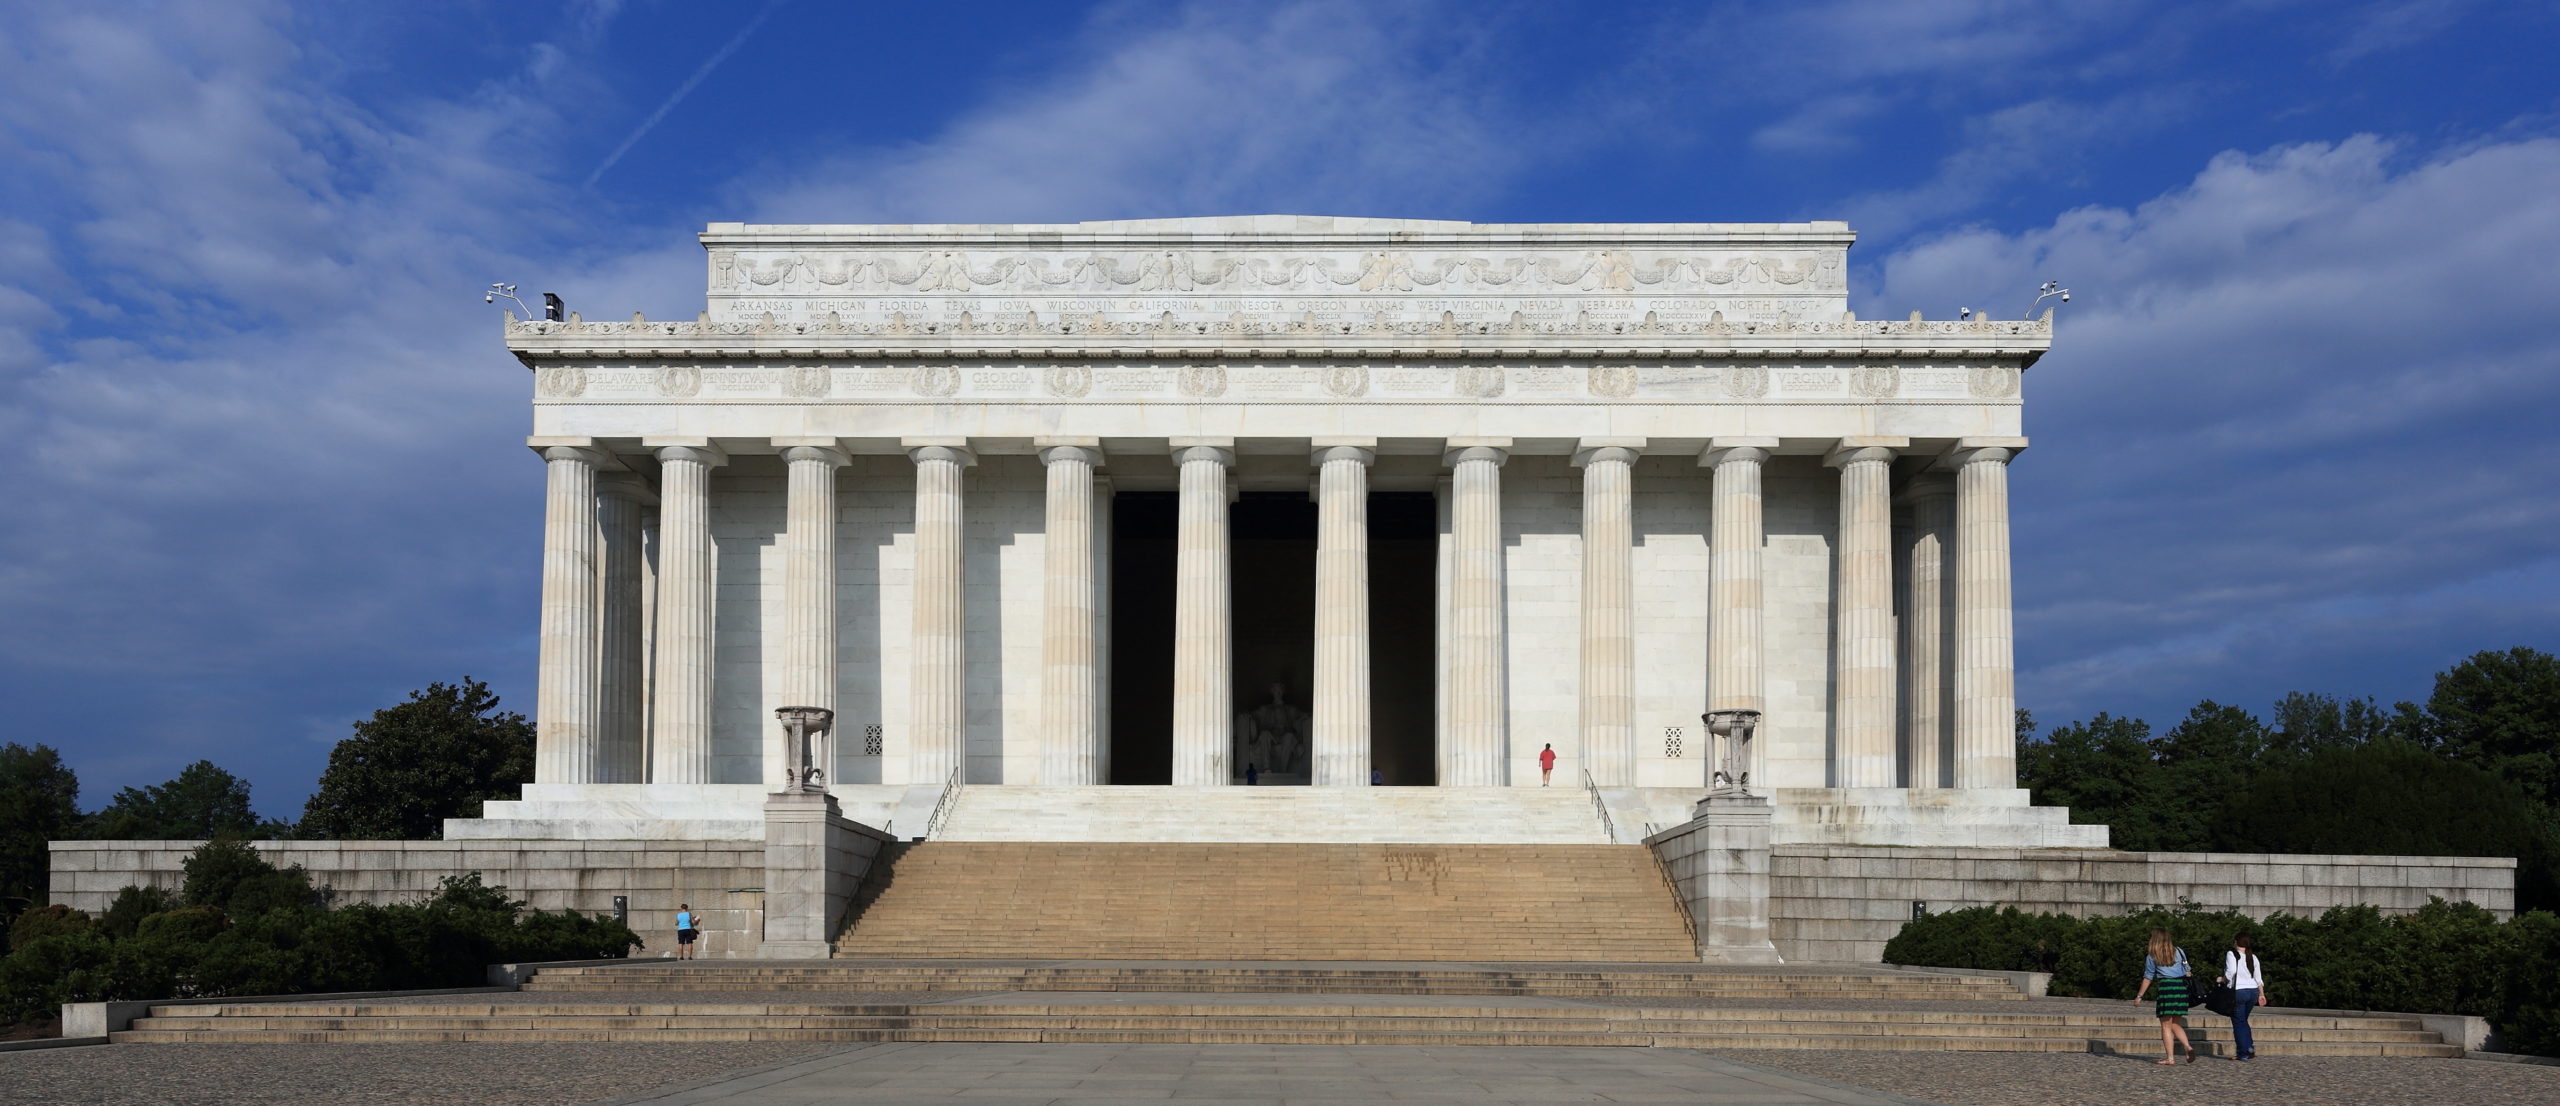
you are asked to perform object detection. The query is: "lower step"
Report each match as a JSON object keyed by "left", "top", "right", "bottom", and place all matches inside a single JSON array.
[{"left": 105, "top": 1026, "right": 2460, "bottom": 1056}]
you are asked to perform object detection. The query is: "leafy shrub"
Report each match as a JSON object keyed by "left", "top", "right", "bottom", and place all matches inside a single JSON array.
[
  {"left": 0, "top": 842, "right": 639, "bottom": 1032},
  {"left": 96, "top": 885, "right": 175, "bottom": 939},
  {"left": 179, "top": 839, "right": 273, "bottom": 908},
  {"left": 8, "top": 904, "right": 90, "bottom": 952},
  {"left": 1884, "top": 899, "right": 2560, "bottom": 1056}
]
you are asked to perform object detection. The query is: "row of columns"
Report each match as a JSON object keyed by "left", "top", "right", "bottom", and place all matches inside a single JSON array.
[{"left": 531, "top": 434, "right": 2021, "bottom": 792}]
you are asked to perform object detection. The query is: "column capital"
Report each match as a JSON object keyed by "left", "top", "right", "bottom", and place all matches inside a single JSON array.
[
  {"left": 647, "top": 439, "right": 728, "bottom": 467},
  {"left": 1037, "top": 438, "right": 1105, "bottom": 467},
  {"left": 1443, "top": 436, "right": 1511, "bottom": 467},
  {"left": 598, "top": 473, "right": 658, "bottom": 505},
  {"left": 1895, "top": 470, "right": 1959, "bottom": 504},
  {"left": 1169, "top": 438, "right": 1234, "bottom": 467},
  {"left": 1699, "top": 437, "right": 1780, "bottom": 467},
  {"left": 1572, "top": 437, "right": 1645, "bottom": 468},
  {"left": 1312, "top": 443, "right": 1375, "bottom": 466},
  {"left": 905, "top": 438, "right": 978, "bottom": 467},
  {"left": 538, "top": 443, "right": 605, "bottom": 466},
  {"left": 1942, "top": 436, "right": 2029, "bottom": 469},
  {"left": 775, "top": 438, "right": 851, "bottom": 467},
  {"left": 1825, "top": 436, "right": 1909, "bottom": 468}
]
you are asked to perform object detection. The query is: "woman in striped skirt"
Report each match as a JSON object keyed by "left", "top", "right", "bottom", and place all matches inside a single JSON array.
[{"left": 2131, "top": 927, "right": 2198, "bottom": 1065}]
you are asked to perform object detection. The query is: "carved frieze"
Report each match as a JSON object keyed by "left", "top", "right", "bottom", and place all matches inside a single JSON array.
[
  {"left": 531, "top": 359, "right": 2024, "bottom": 407},
  {"left": 535, "top": 366, "right": 587, "bottom": 398},
  {"left": 707, "top": 248, "right": 1845, "bottom": 295},
  {"left": 911, "top": 366, "right": 960, "bottom": 397}
]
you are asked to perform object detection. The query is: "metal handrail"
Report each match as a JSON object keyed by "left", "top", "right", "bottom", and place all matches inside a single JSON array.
[
  {"left": 1580, "top": 768, "right": 1617, "bottom": 844},
  {"left": 922, "top": 766, "right": 963, "bottom": 839},
  {"left": 1651, "top": 840, "right": 1699, "bottom": 945}
]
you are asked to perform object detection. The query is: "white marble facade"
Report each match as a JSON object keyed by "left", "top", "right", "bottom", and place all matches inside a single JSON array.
[{"left": 492, "top": 216, "right": 2079, "bottom": 844}]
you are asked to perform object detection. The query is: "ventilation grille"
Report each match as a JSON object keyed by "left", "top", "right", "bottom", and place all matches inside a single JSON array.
[
  {"left": 862, "top": 724, "right": 884, "bottom": 757},
  {"left": 1663, "top": 727, "right": 1684, "bottom": 758}
]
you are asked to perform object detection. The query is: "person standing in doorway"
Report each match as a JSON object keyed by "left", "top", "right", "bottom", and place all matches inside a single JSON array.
[
  {"left": 675, "top": 903, "right": 698, "bottom": 960},
  {"left": 2131, "top": 927, "right": 2198, "bottom": 1064},
  {"left": 1539, "top": 743, "right": 1557, "bottom": 785},
  {"left": 2220, "top": 932, "right": 2269, "bottom": 1060}
]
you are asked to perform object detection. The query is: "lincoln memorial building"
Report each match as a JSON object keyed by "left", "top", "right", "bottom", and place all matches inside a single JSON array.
[{"left": 476, "top": 216, "right": 2096, "bottom": 850}]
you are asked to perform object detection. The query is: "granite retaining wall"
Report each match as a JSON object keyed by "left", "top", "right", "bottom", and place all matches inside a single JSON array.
[
  {"left": 1770, "top": 845, "right": 2518, "bottom": 963},
  {"left": 49, "top": 839, "right": 769, "bottom": 958}
]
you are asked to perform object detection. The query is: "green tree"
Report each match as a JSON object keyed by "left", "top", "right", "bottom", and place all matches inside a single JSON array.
[
  {"left": 2266, "top": 691, "right": 2417, "bottom": 761},
  {"left": 2217, "top": 739, "right": 2560, "bottom": 912},
  {"left": 2424, "top": 647, "right": 2560, "bottom": 808},
  {"left": 2018, "top": 712, "right": 2165, "bottom": 845},
  {"left": 0, "top": 743, "right": 81, "bottom": 925},
  {"left": 2148, "top": 701, "right": 2270, "bottom": 851},
  {"left": 83, "top": 760, "right": 261, "bottom": 841},
  {"left": 300, "top": 678, "right": 534, "bottom": 840}
]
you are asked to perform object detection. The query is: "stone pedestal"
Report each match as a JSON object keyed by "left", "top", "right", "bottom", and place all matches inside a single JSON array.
[
  {"left": 1651, "top": 793, "right": 1784, "bottom": 964},
  {"left": 759, "top": 791, "right": 883, "bottom": 959}
]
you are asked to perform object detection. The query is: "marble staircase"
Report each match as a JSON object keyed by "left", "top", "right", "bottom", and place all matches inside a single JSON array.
[
  {"left": 114, "top": 965, "right": 2463, "bottom": 1054},
  {"left": 932, "top": 785, "right": 1613, "bottom": 844},
  {"left": 832, "top": 842, "right": 1699, "bottom": 961}
]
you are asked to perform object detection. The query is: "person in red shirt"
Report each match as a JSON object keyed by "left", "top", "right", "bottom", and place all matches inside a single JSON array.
[{"left": 1539, "top": 743, "right": 1557, "bottom": 785}]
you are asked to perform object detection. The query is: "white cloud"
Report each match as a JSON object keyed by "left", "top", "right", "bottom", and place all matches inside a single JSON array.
[
  {"left": 1870, "top": 135, "right": 2560, "bottom": 721},
  {"left": 738, "top": 1, "right": 1529, "bottom": 224}
]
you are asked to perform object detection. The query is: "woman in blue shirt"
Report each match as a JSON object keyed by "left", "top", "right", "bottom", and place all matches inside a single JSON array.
[
  {"left": 2130, "top": 927, "right": 2197, "bottom": 1064},
  {"left": 675, "top": 903, "right": 698, "bottom": 960}
]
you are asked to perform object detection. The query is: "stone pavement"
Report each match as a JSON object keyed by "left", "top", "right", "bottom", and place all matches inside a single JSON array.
[
  {"left": 0, "top": 1041, "right": 836, "bottom": 1106},
  {"left": 594, "top": 1042, "right": 1941, "bottom": 1105},
  {"left": 1716, "top": 1048, "right": 2560, "bottom": 1106}
]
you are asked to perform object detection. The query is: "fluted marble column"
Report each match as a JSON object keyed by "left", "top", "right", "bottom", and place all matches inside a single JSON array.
[
  {"left": 1901, "top": 474, "right": 1957, "bottom": 789},
  {"left": 647, "top": 441, "right": 723, "bottom": 784},
  {"left": 1443, "top": 440, "right": 1509, "bottom": 786},
  {"left": 777, "top": 440, "right": 848, "bottom": 790},
  {"left": 1170, "top": 440, "right": 1234, "bottom": 786},
  {"left": 1702, "top": 438, "right": 1778, "bottom": 789},
  {"left": 1953, "top": 438, "right": 2025, "bottom": 790},
  {"left": 1312, "top": 441, "right": 1374, "bottom": 786},
  {"left": 596, "top": 476, "right": 654, "bottom": 784},
  {"left": 1575, "top": 439, "right": 1642, "bottom": 787},
  {"left": 535, "top": 442, "right": 603, "bottom": 784},
  {"left": 1039, "top": 439, "right": 1103, "bottom": 786},
  {"left": 906, "top": 440, "right": 974, "bottom": 787},
  {"left": 1827, "top": 437, "right": 1905, "bottom": 789}
]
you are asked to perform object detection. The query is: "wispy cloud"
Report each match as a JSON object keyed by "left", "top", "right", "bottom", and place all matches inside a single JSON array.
[
  {"left": 584, "top": 0, "right": 787, "bottom": 189},
  {"left": 1871, "top": 135, "right": 2560, "bottom": 721}
]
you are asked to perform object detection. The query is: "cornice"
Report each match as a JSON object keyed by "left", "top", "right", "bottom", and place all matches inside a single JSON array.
[{"left": 505, "top": 312, "right": 2053, "bottom": 366}]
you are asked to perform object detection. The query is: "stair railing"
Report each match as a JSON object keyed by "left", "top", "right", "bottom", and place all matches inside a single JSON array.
[
  {"left": 1579, "top": 768, "right": 1618, "bottom": 844},
  {"left": 922, "top": 766, "right": 963, "bottom": 839}
]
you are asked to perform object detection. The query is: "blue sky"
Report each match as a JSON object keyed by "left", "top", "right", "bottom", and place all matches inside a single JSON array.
[{"left": 3, "top": 0, "right": 2556, "bottom": 817}]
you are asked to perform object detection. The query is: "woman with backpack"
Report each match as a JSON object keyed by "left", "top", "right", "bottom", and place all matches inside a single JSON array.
[
  {"left": 2219, "top": 932, "right": 2269, "bottom": 1060},
  {"left": 2131, "top": 927, "right": 2199, "bottom": 1064}
]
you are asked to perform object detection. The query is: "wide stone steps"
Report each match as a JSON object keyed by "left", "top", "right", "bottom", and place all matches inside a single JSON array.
[
  {"left": 932, "top": 786, "right": 1611, "bottom": 843},
  {"left": 833, "top": 842, "right": 1697, "bottom": 962},
  {"left": 524, "top": 964, "right": 2019, "bottom": 1001},
  {"left": 111, "top": 1001, "right": 2460, "bottom": 1056}
]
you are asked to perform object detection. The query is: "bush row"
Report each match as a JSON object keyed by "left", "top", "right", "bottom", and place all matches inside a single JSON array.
[
  {"left": 1883, "top": 900, "right": 2560, "bottom": 1056},
  {"left": 1, "top": 840, "right": 638, "bottom": 1027}
]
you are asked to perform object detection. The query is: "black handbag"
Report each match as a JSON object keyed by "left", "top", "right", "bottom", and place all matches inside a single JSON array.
[{"left": 2200, "top": 979, "right": 2236, "bottom": 1018}]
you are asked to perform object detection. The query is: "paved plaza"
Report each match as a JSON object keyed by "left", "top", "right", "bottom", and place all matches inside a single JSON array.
[{"left": 8, "top": 1040, "right": 2556, "bottom": 1105}]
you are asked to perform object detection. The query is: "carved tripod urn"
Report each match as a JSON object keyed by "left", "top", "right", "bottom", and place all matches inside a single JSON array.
[
  {"left": 1702, "top": 708, "right": 1762, "bottom": 797},
  {"left": 774, "top": 706, "right": 835, "bottom": 794}
]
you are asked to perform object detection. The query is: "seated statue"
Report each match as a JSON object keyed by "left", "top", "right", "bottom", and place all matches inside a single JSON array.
[{"left": 1249, "top": 682, "right": 1309, "bottom": 775}]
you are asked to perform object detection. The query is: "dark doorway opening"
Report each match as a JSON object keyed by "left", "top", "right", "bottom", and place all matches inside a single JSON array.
[
  {"left": 1368, "top": 492, "right": 1437, "bottom": 785},
  {"left": 1107, "top": 492, "right": 1177, "bottom": 784},
  {"left": 1105, "top": 488, "right": 1437, "bottom": 785}
]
